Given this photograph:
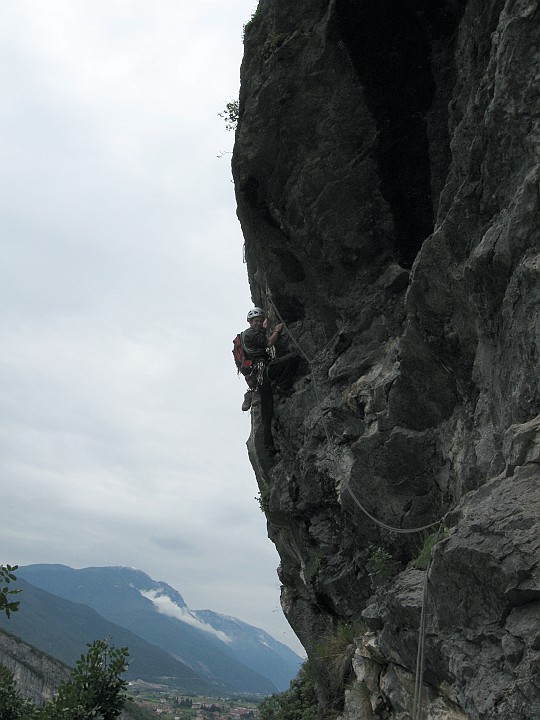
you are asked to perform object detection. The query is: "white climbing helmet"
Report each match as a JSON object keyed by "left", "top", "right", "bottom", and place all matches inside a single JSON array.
[{"left": 247, "top": 307, "right": 265, "bottom": 321}]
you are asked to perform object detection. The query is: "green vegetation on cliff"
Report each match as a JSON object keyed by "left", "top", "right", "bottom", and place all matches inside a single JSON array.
[
  {"left": 0, "top": 638, "right": 129, "bottom": 720},
  {"left": 0, "top": 564, "right": 21, "bottom": 618},
  {"left": 258, "top": 664, "right": 317, "bottom": 720}
]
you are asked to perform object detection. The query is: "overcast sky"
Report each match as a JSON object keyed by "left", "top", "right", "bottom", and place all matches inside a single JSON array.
[{"left": 0, "top": 1, "right": 305, "bottom": 656}]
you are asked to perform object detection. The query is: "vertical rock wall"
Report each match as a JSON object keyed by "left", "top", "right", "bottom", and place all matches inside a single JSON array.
[
  {"left": 0, "top": 629, "right": 71, "bottom": 704},
  {"left": 232, "top": 0, "right": 540, "bottom": 717}
]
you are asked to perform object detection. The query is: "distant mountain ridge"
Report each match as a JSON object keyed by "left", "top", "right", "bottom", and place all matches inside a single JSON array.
[
  {"left": 13, "top": 564, "right": 302, "bottom": 693},
  {"left": 0, "top": 577, "right": 213, "bottom": 692}
]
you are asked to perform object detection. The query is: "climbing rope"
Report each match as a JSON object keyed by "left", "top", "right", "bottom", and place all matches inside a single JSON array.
[
  {"left": 260, "top": 281, "right": 449, "bottom": 719},
  {"left": 264, "top": 288, "right": 446, "bottom": 535},
  {"left": 266, "top": 287, "right": 341, "bottom": 366},
  {"left": 413, "top": 566, "right": 430, "bottom": 720},
  {"left": 412, "top": 522, "right": 444, "bottom": 720}
]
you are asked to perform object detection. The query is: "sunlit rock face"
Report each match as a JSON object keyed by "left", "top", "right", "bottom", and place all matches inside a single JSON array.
[{"left": 232, "top": 0, "right": 540, "bottom": 717}]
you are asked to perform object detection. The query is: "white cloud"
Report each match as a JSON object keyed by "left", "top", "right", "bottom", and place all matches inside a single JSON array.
[{"left": 139, "top": 588, "right": 232, "bottom": 644}]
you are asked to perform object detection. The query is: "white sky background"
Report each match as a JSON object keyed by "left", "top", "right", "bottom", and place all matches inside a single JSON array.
[{"left": 0, "top": 1, "right": 305, "bottom": 657}]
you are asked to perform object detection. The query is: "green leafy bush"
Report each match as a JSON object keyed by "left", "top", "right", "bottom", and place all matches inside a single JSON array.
[
  {"left": 0, "top": 639, "right": 128, "bottom": 720},
  {"left": 243, "top": 4, "right": 262, "bottom": 37},
  {"left": 368, "top": 547, "right": 401, "bottom": 579},
  {"left": 0, "top": 664, "right": 37, "bottom": 720},
  {"left": 255, "top": 485, "right": 270, "bottom": 513},
  {"left": 258, "top": 663, "right": 317, "bottom": 720},
  {"left": 314, "top": 623, "right": 365, "bottom": 662},
  {"left": 414, "top": 527, "right": 448, "bottom": 570},
  {"left": 0, "top": 566, "right": 129, "bottom": 718},
  {"left": 219, "top": 100, "right": 239, "bottom": 131},
  {"left": 0, "top": 564, "right": 21, "bottom": 618}
]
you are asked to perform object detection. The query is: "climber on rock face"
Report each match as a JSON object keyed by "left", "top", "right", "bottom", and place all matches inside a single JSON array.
[
  {"left": 242, "top": 307, "right": 300, "bottom": 453},
  {"left": 243, "top": 306, "right": 283, "bottom": 362}
]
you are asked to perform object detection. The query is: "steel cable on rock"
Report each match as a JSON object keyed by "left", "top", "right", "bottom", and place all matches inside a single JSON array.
[
  {"left": 412, "top": 566, "right": 430, "bottom": 720},
  {"left": 264, "top": 288, "right": 448, "bottom": 719},
  {"left": 265, "top": 289, "right": 445, "bottom": 534}
]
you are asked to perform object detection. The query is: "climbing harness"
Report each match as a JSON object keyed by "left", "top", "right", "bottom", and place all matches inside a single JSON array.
[{"left": 255, "top": 359, "right": 267, "bottom": 387}]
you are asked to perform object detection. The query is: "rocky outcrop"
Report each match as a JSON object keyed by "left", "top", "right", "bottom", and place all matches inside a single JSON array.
[
  {"left": 0, "top": 628, "right": 70, "bottom": 704},
  {"left": 233, "top": 0, "right": 540, "bottom": 717},
  {"left": 0, "top": 629, "right": 141, "bottom": 718}
]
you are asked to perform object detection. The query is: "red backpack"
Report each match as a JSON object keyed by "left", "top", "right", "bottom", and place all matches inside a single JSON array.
[{"left": 232, "top": 332, "right": 253, "bottom": 376}]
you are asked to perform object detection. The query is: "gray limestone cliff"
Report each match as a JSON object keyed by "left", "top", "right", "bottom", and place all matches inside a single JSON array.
[
  {"left": 0, "top": 629, "right": 139, "bottom": 718},
  {"left": 232, "top": 1, "right": 540, "bottom": 718},
  {"left": 0, "top": 629, "right": 71, "bottom": 704}
]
